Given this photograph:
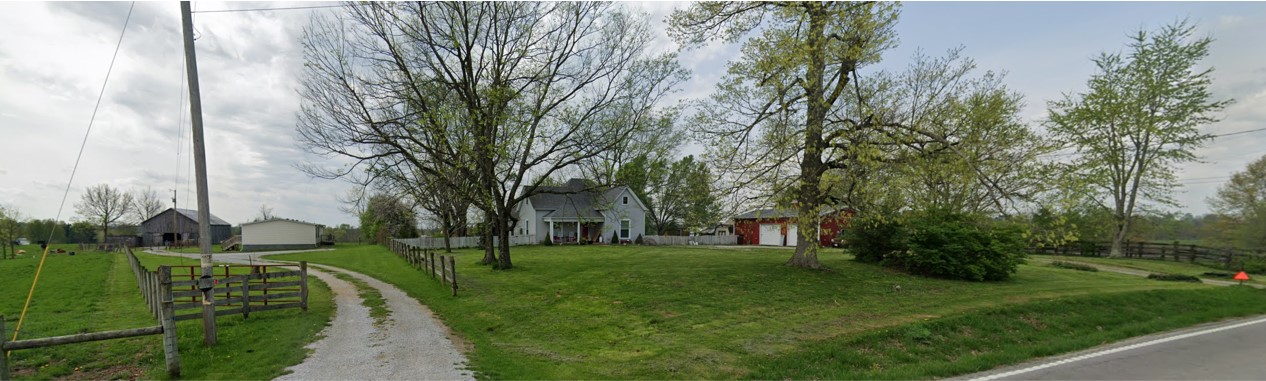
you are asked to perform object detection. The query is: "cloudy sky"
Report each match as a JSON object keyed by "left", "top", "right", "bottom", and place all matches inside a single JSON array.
[{"left": 1, "top": 1, "right": 1264, "bottom": 227}]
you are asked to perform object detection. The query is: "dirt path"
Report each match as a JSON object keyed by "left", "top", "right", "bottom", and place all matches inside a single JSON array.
[{"left": 146, "top": 249, "right": 473, "bottom": 380}]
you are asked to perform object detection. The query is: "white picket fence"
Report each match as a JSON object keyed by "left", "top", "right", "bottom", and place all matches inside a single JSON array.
[
  {"left": 394, "top": 235, "right": 535, "bottom": 249},
  {"left": 641, "top": 235, "right": 737, "bottom": 246}
]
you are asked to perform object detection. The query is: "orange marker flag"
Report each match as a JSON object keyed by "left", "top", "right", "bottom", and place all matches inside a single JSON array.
[{"left": 1234, "top": 271, "right": 1250, "bottom": 284}]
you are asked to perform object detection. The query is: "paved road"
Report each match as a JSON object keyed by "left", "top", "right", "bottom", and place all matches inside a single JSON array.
[{"left": 957, "top": 315, "right": 1266, "bottom": 380}]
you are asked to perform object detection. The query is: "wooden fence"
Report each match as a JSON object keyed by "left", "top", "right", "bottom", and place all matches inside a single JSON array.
[
  {"left": 3, "top": 249, "right": 183, "bottom": 380},
  {"left": 641, "top": 235, "right": 738, "bottom": 246},
  {"left": 1031, "top": 240, "right": 1266, "bottom": 269},
  {"left": 393, "top": 235, "right": 535, "bottom": 250},
  {"left": 390, "top": 241, "right": 458, "bottom": 296}
]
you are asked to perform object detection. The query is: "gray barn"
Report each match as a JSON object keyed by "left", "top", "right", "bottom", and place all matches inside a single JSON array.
[{"left": 139, "top": 208, "right": 232, "bottom": 247}]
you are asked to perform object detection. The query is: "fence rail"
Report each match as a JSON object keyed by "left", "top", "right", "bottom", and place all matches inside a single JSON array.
[
  {"left": 390, "top": 241, "right": 459, "bottom": 296},
  {"left": 640, "top": 235, "right": 737, "bottom": 246},
  {"left": 393, "top": 235, "right": 534, "bottom": 250},
  {"left": 4, "top": 248, "right": 183, "bottom": 380},
  {"left": 1031, "top": 240, "right": 1266, "bottom": 270}
]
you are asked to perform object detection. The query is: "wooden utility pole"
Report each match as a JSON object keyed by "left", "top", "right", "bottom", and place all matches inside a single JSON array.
[{"left": 179, "top": 1, "right": 216, "bottom": 346}]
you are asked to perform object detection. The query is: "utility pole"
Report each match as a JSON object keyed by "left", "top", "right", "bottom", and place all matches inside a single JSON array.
[{"left": 180, "top": 0, "right": 216, "bottom": 346}]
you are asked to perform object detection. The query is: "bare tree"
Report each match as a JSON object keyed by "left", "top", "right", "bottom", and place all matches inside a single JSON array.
[
  {"left": 254, "top": 204, "right": 275, "bottom": 222},
  {"left": 75, "top": 184, "right": 133, "bottom": 242},
  {"left": 130, "top": 187, "right": 165, "bottom": 223},
  {"left": 296, "top": 2, "right": 686, "bottom": 269}
]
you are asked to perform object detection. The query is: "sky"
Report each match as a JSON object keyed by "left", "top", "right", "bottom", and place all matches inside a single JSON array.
[{"left": 1, "top": 1, "right": 1264, "bottom": 228}]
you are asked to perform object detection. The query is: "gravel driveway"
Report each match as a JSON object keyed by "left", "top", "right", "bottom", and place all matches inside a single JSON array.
[{"left": 147, "top": 249, "right": 474, "bottom": 380}]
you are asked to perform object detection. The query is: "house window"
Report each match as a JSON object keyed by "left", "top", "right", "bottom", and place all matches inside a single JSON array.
[
  {"left": 620, "top": 219, "right": 630, "bottom": 239},
  {"left": 622, "top": 196, "right": 629, "bottom": 205}
]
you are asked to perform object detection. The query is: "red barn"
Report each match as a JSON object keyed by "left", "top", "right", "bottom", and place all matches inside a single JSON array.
[{"left": 733, "top": 207, "right": 852, "bottom": 247}]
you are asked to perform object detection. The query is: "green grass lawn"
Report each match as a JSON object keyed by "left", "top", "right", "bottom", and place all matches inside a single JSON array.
[
  {"left": 268, "top": 244, "right": 1266, "bottom": 379},
  {"left": 1, "top": 248, "right": 333, "bottom": 379}
]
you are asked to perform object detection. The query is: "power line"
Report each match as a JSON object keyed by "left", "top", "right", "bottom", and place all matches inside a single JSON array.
[
  {"left": 15, "top": 0, "right": 136, "bottom": 351},
  {"left": 191, "top": 4, "right": 348, "bottom": 13},
  {"left": 1211, "top": 127, "right": 1266, "bottom": 138}
]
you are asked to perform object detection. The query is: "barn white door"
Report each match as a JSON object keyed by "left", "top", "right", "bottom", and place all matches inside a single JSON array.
[
  {"left": 758, "top": 224, "right": 782, "bottom": 246},
  {"left": 786, "top": 225, "right": 798, "bottom": 247}
]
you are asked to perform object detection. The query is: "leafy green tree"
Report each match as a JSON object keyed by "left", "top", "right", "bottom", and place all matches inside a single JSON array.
[
  {"left": 0, "top": 204, "right": 22, "bottom": 259},
  {"left": 1047, "top": 20, "right": 1233, "bottom": 257},
  {"left": 24, "top": 219, "right": 66, "bottom": 244},
  {"left": 1209, "top": 154, "right": 1266, "bottom": 249},
  {"left": 671, "top": 3, "right": 1037, "bottom": 268},
  {"left": 67, "top": 221, "right": 98, "bottom": 244},
  {"left": 360, "top": 194, "right": 418, "bottom": 246}
]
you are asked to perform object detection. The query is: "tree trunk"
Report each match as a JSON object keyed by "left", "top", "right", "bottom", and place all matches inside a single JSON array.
[
  {"left": 1109, "top": 219, "right": 1129, "bottom": 258},
  {"left": 787, "top": 7, "right": 827, "bottom": 270},
  {"left": 441, "top": 217, "right": 453, "bottom": 253},
  {"left": 496, "top": 210, "right": 513, "bottom": 270},
  {"left": 480, "top": 214, "right": 497, "bottom": 265}
]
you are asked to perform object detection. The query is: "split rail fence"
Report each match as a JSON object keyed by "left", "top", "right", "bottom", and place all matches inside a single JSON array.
[{"left": 390, "top": 240, "right": 458, "bottom": 296}]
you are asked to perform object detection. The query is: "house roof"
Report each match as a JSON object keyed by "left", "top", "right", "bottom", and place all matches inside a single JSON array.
[
  {"left": 524, "top": 178, "right": 642, "bottom": 219},
  {"left": 733, "top": 207, "right": 849, "bottom": 220},
  {"left": 241, "top": 218, "right": 322, "bottom": 227},
  {"left": 143, "top": 208, "right": 230, "bottom": 226}
]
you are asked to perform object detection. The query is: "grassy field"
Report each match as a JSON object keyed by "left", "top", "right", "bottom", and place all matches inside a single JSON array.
[
  {"left": 268, "top": 244, "right": 1266, "bottom": 379},
  {"left": 0, "top": 246, "right": 333, "bottom": 379}
]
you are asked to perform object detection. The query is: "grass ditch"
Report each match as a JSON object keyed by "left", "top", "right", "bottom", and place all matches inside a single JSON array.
[
  {"left": 267, "top": 244, "right": 1245, "bottom": 379},
  {"left": 0, "top": 247, "right": 333, "bottom": 380},
  {"left": 751, "top": 287, "right": 1266, "bottom": 379},
  {"left": 1034, "top": 255, "right": 1266, "bottom": 286}
]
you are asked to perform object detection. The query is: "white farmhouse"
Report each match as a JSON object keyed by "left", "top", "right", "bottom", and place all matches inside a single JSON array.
[{"left": 240, "top": 218, "right": 323, "bottom": 252}]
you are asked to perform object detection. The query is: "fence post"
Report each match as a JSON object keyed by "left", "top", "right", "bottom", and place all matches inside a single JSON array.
[
  {"left": 299, "top": 262, "right": 309, "bottom": 312},
  {"left": 429, "top": 252, "right": 436, "bottom": 279},
  {"left": 449, "top": 256, "right": 457, "bottom": 296},
  {"left": 1189, "top": 245, "right": 1197, "bottom": 263},
  {"left": 440, "top": 256, "right": 448, "bottom": 286},
  {"left": 158, "top": 266, "right": 181, "bottom": 377},
  {"left": 240, "top": 272, "right": 251, "bottom": 319},
  {"left": 2, "top": 315, "right": 9, "bottom": 381}
]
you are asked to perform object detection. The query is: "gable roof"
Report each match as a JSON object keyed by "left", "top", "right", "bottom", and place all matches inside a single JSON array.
[
  {"left": 142, "top": 208, "right": 230, "bottom": 226},
  {"left": 523, "top": 179, "right": 647, "bottom": 218},
  {"left": 241, "top": 218, "right": 322, "bottom": 227},
  {"left": 733, "top": 206, "right": 850, "bottom": 220}
]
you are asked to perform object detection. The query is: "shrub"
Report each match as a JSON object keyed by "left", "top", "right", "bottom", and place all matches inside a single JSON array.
[
  {"left": 1228, "top": 256, "right": 1266, "bottom": 275},
  {"left": 611, "top": 230, "right": 620, "bottom": 245},
  {"left": 542, "top": 238, "right": 554, "bottom": 246},
  {"left": 1050, "top": 261, "right": 1098, "bottom": 272},
  {"left": 1147, "top": 273, "right": 1201, "bottom": 282},
  {"left": 880, "top": 210, "right": 1027, "bottom": 282},
  {"left": 841, "top": 214, "right": 903, "bottom": 263},
  {"left": 634, "top": 234, "right": 644, "bottom": 245}
]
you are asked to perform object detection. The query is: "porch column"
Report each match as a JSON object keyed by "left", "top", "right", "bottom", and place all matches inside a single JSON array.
[
  {"left": 576, "top": 221, "right": 581, "bottom": 242},
  {"left": 549, "top": 220, "right": 555, "bottom": 243}
]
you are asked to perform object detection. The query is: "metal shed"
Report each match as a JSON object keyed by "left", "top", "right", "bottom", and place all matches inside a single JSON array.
[{"left": 139, "top": 208, "right": 232, "bottom": 247}]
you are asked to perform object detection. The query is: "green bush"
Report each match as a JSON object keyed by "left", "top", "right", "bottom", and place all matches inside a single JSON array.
[
  {"left": 841, "top": 214, "right": 903, "bottom": 263},
  {"left": 1229, "top": 256, "right": 1266, "bottom": 275},
  {"left": 611, "top": 230, "right": 620, "bottom": 244},
  {"left": 542, "top": 238, "right": 554, "bottom": 246},
  {"left": 860, "top": 209, "right": 1026, "bottom": 282}
]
